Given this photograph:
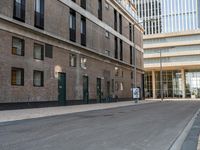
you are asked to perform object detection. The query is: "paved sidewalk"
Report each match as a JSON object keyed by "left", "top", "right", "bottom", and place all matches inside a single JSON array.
[
  {"left": 181, "top": 111, "right": 200, "bottom": 150},
  {"left": 0, "top": 100, "right": 158, "bottom": 123}
]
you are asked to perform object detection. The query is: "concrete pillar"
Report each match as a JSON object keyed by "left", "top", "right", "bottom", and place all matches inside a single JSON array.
[
  {"left": 181, "top": 69, "right": 186, "bottom": 98},
  {"left": 152, "top": 70, "right": 156, "bottom": 99}
]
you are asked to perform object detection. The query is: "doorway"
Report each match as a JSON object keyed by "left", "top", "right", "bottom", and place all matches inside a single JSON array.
[
  {"left": 83, "top": 76, "right": 89, "bottom": 104},
  {"left": 58, "top": 73, "right": 66, "bottom": 105}
]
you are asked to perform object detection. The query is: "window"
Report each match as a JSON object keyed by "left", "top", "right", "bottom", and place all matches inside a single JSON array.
[
  {"left": 11, "top": 67, "right": 24, "bottom": 86},
  {"left": 119, "top": 14, "right": 122, "bottom": 34},
  {"left": 120, "top": 40, "right": 123, "bottom": 61},
  {"left": 70, "top": 9, "right": 76, "bottom": 42},
  {"left": 130, "top": 46, "right": 133, "bottom": 65},
  {"left": 105, "top": 31, "right": 110, "bottom": 38},
  {"left": 45, "top": 44, "right": 53, "bottom": 58},
  {"left": 120, "top": 82, "right": 124, "bottom": 91},
  {"left": 129, "top": 23, "right": 132, "bottom": 41},
  {"left": 13, "top": 0, "right": 25, "bottom": 22},
  {"left": 114, "top": 37, "right": 118, "bottom": 59},
  {"left": 81, "top": 16, "right": 86, "bottom": 46},
  {"left": 81, "top": 57, "right": 87, "bottom": 69},
  {"left": 131, "top": 71, "right": 133, "bottom": 79},
  {"left": 115, "top": 67, "right": 119, "bottom": 77},
  {"left": 70, "top": 54, "right": 76, "bottom": 67},
  {"left": 34, "top": 43, "right": 44, "bottom": 60},
  {"left": 80, "top": 0, "right": 86, "bottom": 9},
  {"left": 71, "top": 0, "right": 75, "bottom": 2},
  {"left": 12, "top": 37, "right": 24, "bottom": 56},
  {"left": 114, "top": 9, "right": 117, "bottom": 31},
  {"left": 98, "top": 0, "right": 102, "bottom": 20},
  {"left": 33, "top": 70, "right": 44, "bottom": 87},
  {"left": 35, "top": 0, "right": 44, "bottom": 29},
  {"left": 133, "top": 25, "right": 135, "bottom": 42}
]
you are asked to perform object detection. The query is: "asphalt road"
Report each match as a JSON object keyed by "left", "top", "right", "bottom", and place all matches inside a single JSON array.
[{"left": 1, "top": 101, "right": 200, "bottom": 150}]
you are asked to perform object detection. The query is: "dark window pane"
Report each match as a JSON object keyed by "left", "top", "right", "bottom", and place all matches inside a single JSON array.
[{"left": 45, "top": 44, "right": 53, "bottom": 58}]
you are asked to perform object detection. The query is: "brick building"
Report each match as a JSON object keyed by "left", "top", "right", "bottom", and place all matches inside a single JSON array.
[{"left": 0, "top": 0, "right": 144, "bottom": 107}]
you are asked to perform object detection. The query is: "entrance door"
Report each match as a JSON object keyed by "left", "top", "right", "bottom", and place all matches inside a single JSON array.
[
  {"left": 97, "top": 78, "right": 101, "bottom": 103},
  {"left": 106, "top": 81, "right": 110, "bottom": 96},
  {"left": 83, "top": 76, "right": 89, "bottom": 104},
  {"left": 58, "top": 73, "right": 66, "bottom": 105}
]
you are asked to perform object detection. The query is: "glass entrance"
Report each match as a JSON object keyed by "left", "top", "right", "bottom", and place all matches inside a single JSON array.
[{"left": 155, "top": 70, "right": 182, "bottom": 98}]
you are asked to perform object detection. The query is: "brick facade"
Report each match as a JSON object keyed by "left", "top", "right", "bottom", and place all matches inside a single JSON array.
[{"left": 0, "top": 0, "right": 144, "bottom": 105}]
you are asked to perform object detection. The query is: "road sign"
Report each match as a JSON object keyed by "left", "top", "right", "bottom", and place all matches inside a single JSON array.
[{"left": 132, "top": 88, "right": 140, "bottom": 99}]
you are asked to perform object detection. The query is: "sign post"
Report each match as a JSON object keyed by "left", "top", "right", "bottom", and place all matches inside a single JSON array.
[{"left": 132, "top": 88, "right": 140, "bottom": 103}]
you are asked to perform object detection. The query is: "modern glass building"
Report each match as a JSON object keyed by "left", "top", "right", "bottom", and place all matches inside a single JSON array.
[
  {"left": 135, "top": 0, "right": 200, "bottom": 34},
  {"left": 135, "top": 0, "right": 200, "bottom": 99}
]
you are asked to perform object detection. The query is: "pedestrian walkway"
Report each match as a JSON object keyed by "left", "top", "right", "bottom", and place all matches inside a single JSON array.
[{"left": 0, "top": 100, "right": 158, "bottom": 123}]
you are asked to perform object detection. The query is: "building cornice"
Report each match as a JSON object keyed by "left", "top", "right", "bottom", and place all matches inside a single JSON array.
[
  {"left": 144, "top": 29, "right": 200, "bottom": 40},
  {"left": 144, "top": 50, "right": 200, "bottom": 59},
  {"left": 144, "top": 40, "right": 200, "bottom": 49}
]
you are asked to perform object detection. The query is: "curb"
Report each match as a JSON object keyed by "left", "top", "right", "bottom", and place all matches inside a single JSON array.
[{"left": 168, "top": 108, "right": 200, "bottom": 150}]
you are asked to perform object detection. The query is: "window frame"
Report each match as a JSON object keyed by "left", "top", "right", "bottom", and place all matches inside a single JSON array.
[
  {"left": 11, "top": 67, "right": 24, "bottom": 86},
  {"left": 33, "top": 43, "right": 44, "bottom": 60},
  {"left": 33, "top": 70, "right": 44, "bottom": 87},
  {"left": 12, "top": 37, "right": 25, "bottom": 56},
  {"left": 69, "top": 54, "right": 77, "bottom": 67}
]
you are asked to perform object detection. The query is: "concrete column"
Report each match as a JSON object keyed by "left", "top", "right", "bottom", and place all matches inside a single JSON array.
[
  {"left": 152, "top": 70, "right": 156, "bottom": 99},
  {"left": 181, "top": 69, "right": 186, "bottom": 98}
]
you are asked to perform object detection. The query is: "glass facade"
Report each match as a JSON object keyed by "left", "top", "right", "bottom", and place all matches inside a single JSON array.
[
  {"left": 135, "top": 0, "right": 199, "bottom": 35},
  {"left": 144, "top": 72, "right": 153, "bottom": 98},
  {"left": 145, "top": 70, "right": 200, "bottom": 99},
  {"left": 185, "top": 70, "right": 200, "bottom": 98},
  {"left": 154, "top": 70, "right": 182, "bottom": 98}
]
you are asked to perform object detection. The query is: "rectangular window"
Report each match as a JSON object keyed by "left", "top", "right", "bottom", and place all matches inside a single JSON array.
[
  {"left": 34, "top": 43, "right": 44, "bottom": 60},
  {"left": 98, "top": 0, "right": 102, "bottom": 20},
  {"left": 81, "top": 57, "right": 87, "bottom": 69},
  {"left": 114, "top": 37, "right": 118, "bottom": 59},
  {"left": 130, "top": 46, "right": 133, "bottom": 65},
  {"left": 133, "top": 25, "right": 135, "bottom": 42},
  {"left": 12, "top": 37, "right": 24, "bottom": 56},
  {"left": 129, "top": 23, "right": 132, "bottom": 41},
  {"left": 114, "top": 9, "right": 117, "bottom": 31},
  {"left": 45, "top": 44, "right": 53, "bottom": 58},
  {"left": 35, "top": 0, "right": 44, "bottom": 29},
  {"left": 70, "top": 54, "right": 76, "bottom": 67},
  {"left": 70, "top": 9, "right": 76, "bottom": 42},
  {"left": 131, "top": 71, "right": 133, "bottom": 79},
  {"left": 80, "top": 0, "right": 86, "bottom": 9},
  {"left": 81, "top": 16, "right": 86, "bottom": 46},
  {"left": 13, "top": 0, "right": 25, "bottom": 22},
  {"left": 33, "top": 70, "right": 44, "bottom": 87},
  {"left": 120, "top": 40, "right": 123, "bottom": 61},
  {"left": 11, "top": 67, "right": 24, "bottom": 86},
  {"left": 133, "top": 47, "right": 135, "bottom": 65},
  {"left": 119, "top": 14, "right": 122, "bottom": 34}
]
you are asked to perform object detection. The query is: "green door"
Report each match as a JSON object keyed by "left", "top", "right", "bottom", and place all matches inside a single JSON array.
[
  {"left": 58, "top": 73, "right": 66, "bottom": 106},
  {"left": 83, "top": 76, "right": 89, "bottom": 104},
  {"left": 97, "top": 78, "right": 101, "bottom": 103}
]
